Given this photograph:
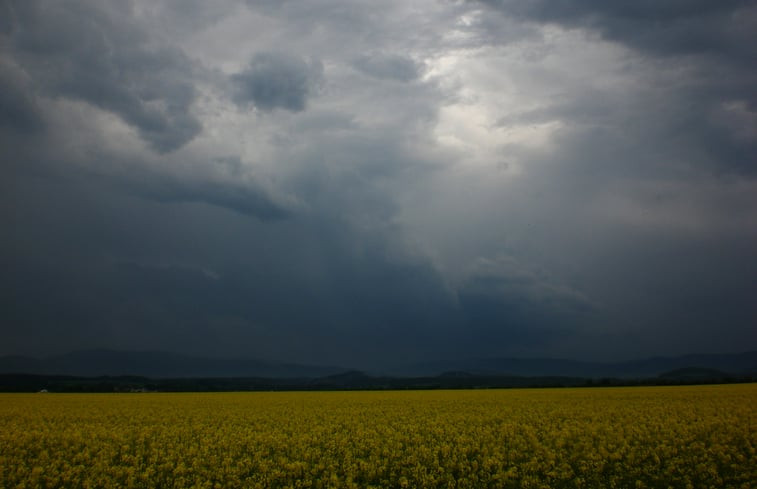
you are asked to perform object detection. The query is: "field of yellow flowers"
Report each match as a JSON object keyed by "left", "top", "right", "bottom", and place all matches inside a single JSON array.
[{"left": 1, "top": 384, "right": 755, "bottom": 488}]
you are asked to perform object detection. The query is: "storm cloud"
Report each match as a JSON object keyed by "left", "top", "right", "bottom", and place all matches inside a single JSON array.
[
  {"left": 352, "top": 53, "right": 420, "bottom": 82},
  {"left": 231, "top": 52, "right": 323, "bottom": 112},
  {"left": 4, "top": 0, "right": 203, "bottom": 152},
  {"left": 481, "top": 0, "right": 757, "bottom": 59},
  {"left": 1, "top": 0, "right": 755, "bottom": 369}
]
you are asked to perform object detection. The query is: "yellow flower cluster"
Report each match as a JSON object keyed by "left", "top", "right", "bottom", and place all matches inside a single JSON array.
[{"left": 1, "top": 385, "right": 755, "bottom": 488}]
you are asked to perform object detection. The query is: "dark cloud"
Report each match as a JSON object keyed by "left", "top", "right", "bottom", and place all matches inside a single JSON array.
[
  {"left": 0, "top": 62, "right": 44, "bottom": 134},
  {"left": 497, "top": 81, "right": 757, "bottom": 176},
  {"left": 3, "top": 0, "right": 202, "bottom": 152},
  {"left": 1, "top": 0, "right": 755, "bottom": 367},
  {"left": 353, "top": 53, "right": 420, "bottom": 82},
  {"left": 134, "top": 179, "right": 291, "bottom": 220},
  {"left": 231, "top": 52, "right": 323, "bottom": 112},
  {"left": 483, "top": 0, "right": 757, "bottom": 177},
  {"left": 0, "top": 172, "right": 459, "bottom": 367},
  {"left": 121, "top": 158, "right": 293, "bottom": 220},
  {"left": 456, "top": 257, "right": 595, "bottom": 351},
  {"left": 479, "top": 0, "right": 757, "bottom": 60}
]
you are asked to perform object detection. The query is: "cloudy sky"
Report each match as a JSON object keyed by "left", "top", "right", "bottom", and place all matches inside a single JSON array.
[{"left": 2, "top": 0, "right": 756, "bottom": 368}]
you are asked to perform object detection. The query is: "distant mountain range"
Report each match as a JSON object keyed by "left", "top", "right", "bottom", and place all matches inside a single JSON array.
[
  {"left": 0, "top": 349, "right": 756, "bottom": 380},
  {"left": 394, "top": 351, "right": 757, "bottom": 378}
]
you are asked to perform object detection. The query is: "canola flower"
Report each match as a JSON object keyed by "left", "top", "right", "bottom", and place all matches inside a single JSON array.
[{"left": 1, "top": 384, "right": 755, "bottom": 488}]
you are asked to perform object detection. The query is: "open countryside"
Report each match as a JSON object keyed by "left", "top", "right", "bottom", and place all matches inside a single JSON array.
[{"left": 1, "top": 384, "right": 755, "bottom": 488}]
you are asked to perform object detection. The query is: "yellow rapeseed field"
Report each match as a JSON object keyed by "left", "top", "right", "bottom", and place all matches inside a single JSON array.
[{"left": 1, "top": 384, "right": 755, "bottom": 488}]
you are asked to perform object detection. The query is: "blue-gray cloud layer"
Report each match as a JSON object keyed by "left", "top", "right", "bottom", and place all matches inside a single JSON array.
[
  {"left": 1, "top": 0, "right": 755, "bottom": 368},
  {"left": 4, "top": 0, "right": 202, "bottom": 152},
  {"left": 232, "top": 52, "right": 323, "bottom": 112},
  {"left": 352, "top": 53, "right": 419, "bottom": 82},
  {"left": 482, "top": 0, "right": 756, "bottom": 59}
]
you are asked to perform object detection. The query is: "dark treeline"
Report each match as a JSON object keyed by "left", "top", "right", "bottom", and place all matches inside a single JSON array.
[{"left": 1, "top": 370, "right": 755, "bottom": 393}]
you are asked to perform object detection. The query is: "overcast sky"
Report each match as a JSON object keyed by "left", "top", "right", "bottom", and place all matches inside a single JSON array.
[{"left": 2, "top": 0, "right": 756, "bottom": 368}]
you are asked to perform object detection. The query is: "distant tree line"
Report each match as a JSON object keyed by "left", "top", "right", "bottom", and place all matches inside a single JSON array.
[{"left": 1, "top": 371, "right": 754, "bottom": 393}]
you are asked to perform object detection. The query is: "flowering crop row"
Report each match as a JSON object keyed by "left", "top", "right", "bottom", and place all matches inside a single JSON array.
[{"left": 1, "top": 384, "right": 755, "bottom": 488}]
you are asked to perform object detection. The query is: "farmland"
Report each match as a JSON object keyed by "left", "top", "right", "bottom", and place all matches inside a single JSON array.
[{"left": 1, "top": 385, "right": 755, "bottom": 488}]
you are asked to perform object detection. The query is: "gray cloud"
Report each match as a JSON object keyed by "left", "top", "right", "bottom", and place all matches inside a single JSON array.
[
  {"left": 353, "top": 53, "right": 420, "bottom": 82},
  {"left": 0, "top": 172, "right": 458, "bottom": 366},
  {"left": 455, "top": 256, "right": 596, "bottom": 352},
  {"left": 0, "top": 62, "right": 44, "bottom": 134},
  {"left": 479, "top": 0, "right": 757, "bottom": 60},
  {"left": 1, "top": 0, "right": 755, "bottom": 367},
  {"left": 231, "top": 52, "right": 323, "bottom": 112},
  {"left": 3, "top": 0, "right": 202, "bottom": 152},
  {"left": 132, "top": 178, "right": 291, "bottom": 220},
  {"left": 482, "top": 0, "right": 757, "bottom": 177},
  {"left": 122, "top": 157, "right": 294, "bottom": 220}
]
